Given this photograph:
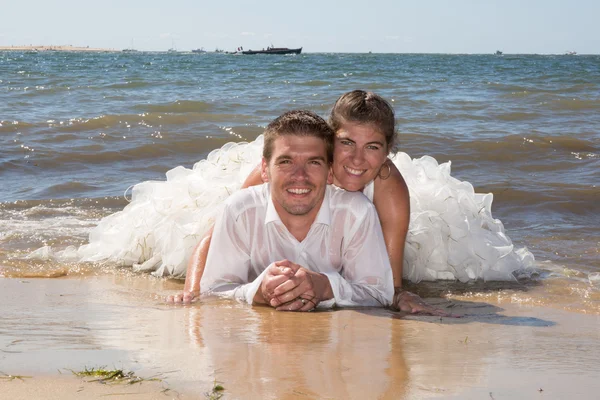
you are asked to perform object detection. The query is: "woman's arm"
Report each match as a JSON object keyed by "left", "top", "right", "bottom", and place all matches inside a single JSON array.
[
  {"left": 166, "top": 227, "right": 214, "bottom": 303},
  {"left": 373, "top": 159, "right": 410, "bottom": 290},
  {"left": 374, "top": 160, "right": 456, "bottom": 316},
  {"left": 241, "top": 164, "right": 264, "bottom": 188},
  {"left": 166, "top": 163, "right": 264, "bottom": 304}
]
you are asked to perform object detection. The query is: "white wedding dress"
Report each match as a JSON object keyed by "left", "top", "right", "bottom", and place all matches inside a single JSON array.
[{"left": 43, "top": 135, "right": 535, "bottom": 282}]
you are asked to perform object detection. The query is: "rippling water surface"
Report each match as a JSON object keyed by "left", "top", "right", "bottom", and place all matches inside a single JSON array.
[{"left": 1, "top": 51, "right": 598, "bottom": 312}]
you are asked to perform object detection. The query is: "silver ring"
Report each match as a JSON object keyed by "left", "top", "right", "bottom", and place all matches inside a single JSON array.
[{"left": 301, "top": 298, "right": 307, "bottom": 305}]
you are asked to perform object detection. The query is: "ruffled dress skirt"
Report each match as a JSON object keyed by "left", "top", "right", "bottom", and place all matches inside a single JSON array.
[{"left": 45, "top": 135, "right": 535, "bottom": 281}]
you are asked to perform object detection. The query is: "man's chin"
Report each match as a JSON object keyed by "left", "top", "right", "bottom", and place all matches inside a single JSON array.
[{"left": 282, "top": 204, "right": 313, "bottom": 216}]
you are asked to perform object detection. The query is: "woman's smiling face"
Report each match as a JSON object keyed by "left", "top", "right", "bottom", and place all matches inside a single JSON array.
[{"left": 332, "top": 123, "right": 389, "bottom": 192}]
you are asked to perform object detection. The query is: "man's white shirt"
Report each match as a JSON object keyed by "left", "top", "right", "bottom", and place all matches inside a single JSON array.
[{"left": 201, "top": 184, "right": 394, "bottom": 308}]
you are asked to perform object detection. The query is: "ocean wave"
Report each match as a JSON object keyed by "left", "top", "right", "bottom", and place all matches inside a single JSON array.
[
  {"left": 104, "top": 81, "right": 153, "bottom": 89},
  {"left": 134, "top": 100, "right": 214, "bottom": 113},
  {"left": 476, "top": 183, "right": 600, "bottom": 215},
  {"left": 459, "top": 134, "right": 597, "bottom": 155},
  {"left": 39, "top": 181, "right": 100, "bottom": 197},
  {"left": 545, "top": 98, "right": 600, "bottom": 111}
]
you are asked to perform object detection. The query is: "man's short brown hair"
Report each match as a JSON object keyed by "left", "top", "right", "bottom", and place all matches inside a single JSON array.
[{"left": 263, "top": 110, "right": 334, "bottom": 163}]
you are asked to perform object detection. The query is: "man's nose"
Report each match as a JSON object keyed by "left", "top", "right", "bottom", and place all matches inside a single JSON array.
[{"left": 291, "top": 165, "right": 308, "bottom": 180}]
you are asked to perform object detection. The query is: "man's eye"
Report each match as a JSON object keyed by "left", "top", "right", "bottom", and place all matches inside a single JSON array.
[
  {"left": 367, "top": 145, "right": 381, "bottom": 150},
  {"left": 341, "top": 140, "right": 353, "bottom": 146}
]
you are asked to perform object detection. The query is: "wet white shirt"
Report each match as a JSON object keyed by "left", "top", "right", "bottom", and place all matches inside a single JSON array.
[{"left": 201, "top": 184, "right": 393, "bottom": 308}]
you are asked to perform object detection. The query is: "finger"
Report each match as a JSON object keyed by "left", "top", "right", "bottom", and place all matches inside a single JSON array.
[
  {"left": 262, "top": 274, "right": 293, "bottom": 300},
  {"left": 276, "top": 296, "right": 319, "bottom": 312},
  {"left": 272, "top": 267, "right": 312, "bottom": 296},
  {"left": 298, "top": 295, "right": 318, "bottom": 312},
  {"left": 182, "top": 293, "right": 197, "bottom": 304},
  {"left": 272, "top": 275, "right": 303, "bottom": 296},
  {"left": 274, "top": 259, "right": 291, "bottom": 268},
  {"left": 275, "top": 297, "right": 308, "bottom": 312},
  {"left": 267, "top": 264, "right": 295, "bottom": 278},
  {"left": 274, "top": 260, "right": 297, "bottom": 275},
  {"left": 270, "top": 279, "right": 310, "bottom": 306}
]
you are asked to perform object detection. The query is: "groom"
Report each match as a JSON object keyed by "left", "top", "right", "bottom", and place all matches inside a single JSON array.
[{"left": 197, "top": 110, "right": 393, "bottom": 310}]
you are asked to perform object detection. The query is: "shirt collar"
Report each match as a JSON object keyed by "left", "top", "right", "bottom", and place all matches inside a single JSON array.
[{"left": 264, "top": 184, "right": 331, "bottom": 227}]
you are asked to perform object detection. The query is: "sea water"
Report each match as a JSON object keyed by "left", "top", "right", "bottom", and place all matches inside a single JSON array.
[{"left": 0, "top": 51, "right": 598, "bottom": 312}]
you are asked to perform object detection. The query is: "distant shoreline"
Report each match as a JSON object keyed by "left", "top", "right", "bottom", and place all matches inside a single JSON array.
[{"left": 0, "top": 45, "right": 117, "bottom": 52}]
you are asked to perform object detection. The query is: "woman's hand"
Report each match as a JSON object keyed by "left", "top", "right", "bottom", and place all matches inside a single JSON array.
[
  {"left": 393, "top": 289, "right": 460, "bottom": 317},
  {"left": 166, "top": 290, "right": 199, "bottom": 304}
]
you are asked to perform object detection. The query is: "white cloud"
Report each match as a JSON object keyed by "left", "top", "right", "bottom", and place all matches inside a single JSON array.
[
  {"left": 241, "top": 32, "right": 256, "bottom": 36},
  {"left": 160, "top": 33, "right": 179, "bottom": 39},
  {"left": 264, "top": 33, "right": 272, "bottom": 38},
  {"left": 385, "top": 36, "right": 400, "bottom": 41}
]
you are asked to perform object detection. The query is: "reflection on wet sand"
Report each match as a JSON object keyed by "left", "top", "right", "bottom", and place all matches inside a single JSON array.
[
  {"left": 184, "top": 303, "right": 409, "bottom": 399},
  {"left": 2, "top": 275, "right": 599, "bottom": 399}
]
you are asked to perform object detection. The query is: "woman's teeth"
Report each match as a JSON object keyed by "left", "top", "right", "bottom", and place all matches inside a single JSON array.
[{"left": 344, "top": 166, "right": 365, "bottom": 176}]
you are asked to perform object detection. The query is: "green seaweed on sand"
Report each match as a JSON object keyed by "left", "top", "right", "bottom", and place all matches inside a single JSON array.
[
  {"left": 68, "top": 366, "right": 162, "bottom": 385},
  {"left": 205, "top": 378, "right": 225, "bottom": 399},
  {"left": 0, "top": 371, "right": 32, "bottom": 382}
]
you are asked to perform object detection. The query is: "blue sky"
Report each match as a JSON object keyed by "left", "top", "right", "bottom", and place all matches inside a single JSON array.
[{"left": 1, "top": 0, "right": 598, "bottom": 54}]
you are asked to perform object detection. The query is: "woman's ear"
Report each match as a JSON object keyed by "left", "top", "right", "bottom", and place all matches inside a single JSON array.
[{"left": 261, "top": 158, "right": 269, "bottom": 182}]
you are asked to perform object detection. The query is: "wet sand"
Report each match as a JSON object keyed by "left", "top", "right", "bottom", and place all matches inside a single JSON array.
[{"left": 1, "top": 274, "right": 599, "bottom": 399}]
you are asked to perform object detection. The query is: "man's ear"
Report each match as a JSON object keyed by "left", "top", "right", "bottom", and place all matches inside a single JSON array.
[
  {"left": 261, "top": 158, "right": 269, "bottom": 182},
  {"left": 327, "top": 165, "right": 334, "bottom": 184}
]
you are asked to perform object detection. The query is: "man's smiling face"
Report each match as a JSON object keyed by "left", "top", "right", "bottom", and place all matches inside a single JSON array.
[{"left": 262, "top": 134, "right": 332, "bottom": 221}]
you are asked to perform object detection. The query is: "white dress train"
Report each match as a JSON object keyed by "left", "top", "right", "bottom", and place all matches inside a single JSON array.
[{"left": 42, "top": 135, "right": 535, "bottom": 281}]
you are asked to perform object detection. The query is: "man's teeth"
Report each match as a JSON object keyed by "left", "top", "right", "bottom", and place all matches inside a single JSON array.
[
  {"left": 344, "top": 166, "right": 365, "bottom": 176},
  {"left": 288, "top": 188, "right": 311, "bottom": 194}
]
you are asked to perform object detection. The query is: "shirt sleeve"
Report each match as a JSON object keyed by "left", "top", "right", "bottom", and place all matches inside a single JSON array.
[
  {"left": 324, "top": 200, "right": 394, "bottom": 308},
  {"left": 200, "top": 200, "right": 265, "bottom": 304}
]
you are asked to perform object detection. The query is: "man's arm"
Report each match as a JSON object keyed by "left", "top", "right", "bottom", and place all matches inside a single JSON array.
[
  {"left": 323, "top": 200, "right": 394, "bottom": 307},
  {"left": 199, "top": 200, "right": 258, "bottom": 300}
]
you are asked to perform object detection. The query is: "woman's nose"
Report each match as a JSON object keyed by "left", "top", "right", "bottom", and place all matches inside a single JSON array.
[{"left": 351, "top": 148, "right": 365, "bottom": 164}]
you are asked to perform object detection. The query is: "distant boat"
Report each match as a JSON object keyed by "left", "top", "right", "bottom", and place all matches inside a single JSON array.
[
  {"left": 168, "top": 39, "right": 178, "bottom": 53},
  {"left": 495, "top": 50, "right": 503, "bottom": 55},
  {"left": 242, "top": 46, "right": 302, "bottom": 55},
  {"left": 123, "top": 39, "right": 138, "bottom": 53},
  {"left": 564, "top": 51, "right": 577, "bottom": 56},
  {"left": 192, "top": 48, "right": 206, "bottom": 54}
]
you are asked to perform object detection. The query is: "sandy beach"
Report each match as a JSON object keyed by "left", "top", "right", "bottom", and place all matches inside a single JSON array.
[
  {"left": 1, "top": 273, "right": 598, "bottom": 400},
  {"left": 0, "top": 45, "right": 117, "bottom": 52}
]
